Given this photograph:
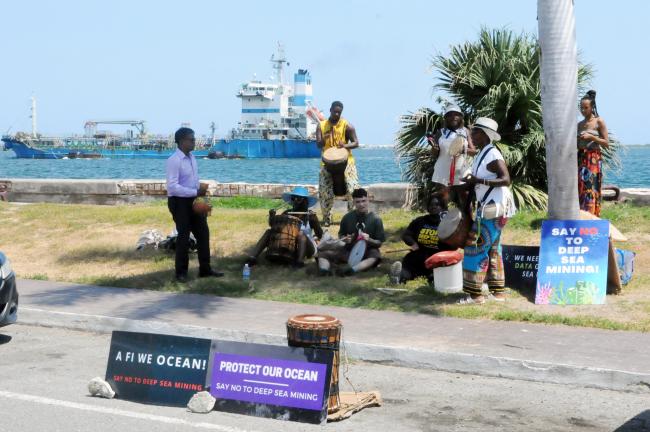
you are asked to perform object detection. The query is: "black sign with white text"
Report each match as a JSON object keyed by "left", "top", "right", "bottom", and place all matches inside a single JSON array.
[
  {"left": 105, "top": 331, "right": 211, "bottom": 406},
  {"left": 502, "top": 245, "right": 540, "bottom": 291}
]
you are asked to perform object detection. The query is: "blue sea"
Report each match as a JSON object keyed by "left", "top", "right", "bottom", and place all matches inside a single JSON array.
[{"left": 0, "top": 146, "right": 648, "bottom": 187}]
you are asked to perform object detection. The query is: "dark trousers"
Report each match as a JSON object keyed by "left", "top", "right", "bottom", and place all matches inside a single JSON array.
[
  {"left": 168, "top": 196, "right": 211, "bottom": 276},
  {"left": 401, "top": 249, "right": 435, "bottom": 282}
]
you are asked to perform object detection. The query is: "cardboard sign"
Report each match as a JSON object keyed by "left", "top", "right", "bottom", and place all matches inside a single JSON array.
[
  {"left": 105, "top": 331, "right": 211, "bottom": 406},
  {"left": 535, "top": 220, "right": 610, "bottom": 305},
  {"left": 502, "top": 245, "right": 540, "bottom": 291},
  {"left": 208, "top": 340, "right": 333, "bottom": 424}
]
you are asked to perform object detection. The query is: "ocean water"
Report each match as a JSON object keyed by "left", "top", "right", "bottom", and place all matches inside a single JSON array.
[{"left": 0, "top": 146, "right": 648, "bottom": 187}]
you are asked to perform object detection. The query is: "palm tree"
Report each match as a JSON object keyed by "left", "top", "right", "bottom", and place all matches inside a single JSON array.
[
  {"left": 396, "top": 27, "right": 617, "bottom": 210},
  {"left": 537, "top": 0, "right": 579, "bottom": 219}
]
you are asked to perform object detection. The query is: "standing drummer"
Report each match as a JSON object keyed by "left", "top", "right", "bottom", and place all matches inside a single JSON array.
[
  {"left": 166, "top": 127, "right": 224, "bottom": 283},
  {"left": 317, "top": 188, "right": 385, "bottom": 276},
  {"left": 316, "top": 101, "right": 361, "bottom": 226}
]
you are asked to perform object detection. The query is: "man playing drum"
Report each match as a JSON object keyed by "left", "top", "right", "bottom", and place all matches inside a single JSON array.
[
  {"left": 317, "top": 188, "right": 385, "bottom": 276},
  {"left": 316, "top": 101, "right": 361, "bottom": 227},
  {"left": 166, "top": 127, "right": 224, "bottom": 283},
  {"left": 390, "top": 192, "right": 456, "bottom": 283},
  {"left": 246, "top": 187, "right": 323, "bottom": 268}
]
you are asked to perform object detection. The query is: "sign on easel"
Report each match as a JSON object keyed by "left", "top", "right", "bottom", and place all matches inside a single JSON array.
[
  {"left": 105, "top": 331, "right": 211, "bottom": 406},
  {"left": 535, "top": 220, "right": 609, "bottom": 305},
  {"left": 208, "top": 340, "right": 333, "bottom": 424}
]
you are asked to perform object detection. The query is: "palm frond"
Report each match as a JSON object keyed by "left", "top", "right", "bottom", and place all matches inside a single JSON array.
[{"left": 395, "top": 27, "right": 614, "bottom": 211}]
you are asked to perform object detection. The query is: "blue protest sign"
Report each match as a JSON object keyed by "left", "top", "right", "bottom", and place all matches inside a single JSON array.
[{"left": 535, "top": 220, "right": 610, "bottom": 305}]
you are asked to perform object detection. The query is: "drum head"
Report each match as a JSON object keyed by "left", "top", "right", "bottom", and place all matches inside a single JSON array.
[
  {"left": 287, "top": 314, "right": 341, "bottom": 329},
  {"left": 438, "top": 208, "right": 462, "bottom": 239},
  {"left": 347, "top": 239, "right": 367, "bottom": 267},
  {"left": 322, "top": 147, "right": 348, "bottom": 163},
  {"left": 448, "top": 136, "right": 465, "bottom": 157}
]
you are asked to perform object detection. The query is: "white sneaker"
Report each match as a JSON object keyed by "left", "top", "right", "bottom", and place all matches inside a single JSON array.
[{"left": 389, "top": 261, "right": 402, "bottom": 285}]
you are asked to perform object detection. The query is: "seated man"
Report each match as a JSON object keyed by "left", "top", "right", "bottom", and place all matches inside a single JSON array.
[
  {"left": 391, "top": 192, "right": 456, "bottom": 283},
  {"left": 318, "top": 188, "right": 385, "bottom": 276},
  {"left": 247, "top": 187, "right": 322, "bottom": 267}
]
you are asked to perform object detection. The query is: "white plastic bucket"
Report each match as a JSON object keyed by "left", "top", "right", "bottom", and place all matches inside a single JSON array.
[{"left": 433, "top": 261, "right": 463, "bottom": 293}]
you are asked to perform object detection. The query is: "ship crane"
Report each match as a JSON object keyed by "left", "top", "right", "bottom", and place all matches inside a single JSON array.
[
  {"left": 84, "top": 120, "right": 146, "bottom": 137},
  {"left": 270, "top": 42, "right": 289, "bottom": 84}
]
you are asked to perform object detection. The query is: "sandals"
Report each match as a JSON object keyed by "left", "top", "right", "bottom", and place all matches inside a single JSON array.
[
  {"left": 488, "top": 293, "right": 506, "bottom": 302},
  {"left": 458, "top": 296, "right": 486, "bottom": 305},
  {"left": 458, "top": 293, "right": 507, "bottom": 305}
]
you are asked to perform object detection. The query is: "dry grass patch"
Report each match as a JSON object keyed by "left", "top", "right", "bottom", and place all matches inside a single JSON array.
[{"left": 1, "top": 199, "right": 648, "bottom": 331}]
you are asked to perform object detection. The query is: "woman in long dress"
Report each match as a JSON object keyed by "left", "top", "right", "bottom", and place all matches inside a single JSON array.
[
  {"left": 577, "top": 90, "right": 609, "bottom": 216},
  {"left": 459, "top": 118, "right": 516, "bottom": 304}
]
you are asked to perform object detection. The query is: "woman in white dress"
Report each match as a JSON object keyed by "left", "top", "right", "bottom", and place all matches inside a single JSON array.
[{"left": 428, "top": 104, "right": 477, "bottom": 208}]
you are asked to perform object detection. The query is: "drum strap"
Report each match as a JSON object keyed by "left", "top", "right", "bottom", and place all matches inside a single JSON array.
[{"left": 474, "top": 145, "right": 495, "bottom": 204}]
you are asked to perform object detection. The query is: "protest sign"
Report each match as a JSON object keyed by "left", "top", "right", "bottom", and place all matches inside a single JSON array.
[
  {"left": 502, "top": 245, "right": 540, "bottom": 291},
  {"left": 105, "top": 331, "right": 211, "bottom": 406},
  {"left": 209, "top": 340, "right": 333, "bottom": 424},
  {"left": 535, "top": 220, "right": 609, "bottom": 305}
]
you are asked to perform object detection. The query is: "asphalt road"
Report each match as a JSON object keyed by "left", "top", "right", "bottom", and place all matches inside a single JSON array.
[{"left": 0, "top": 324, "right": 648, "bottom": 432}]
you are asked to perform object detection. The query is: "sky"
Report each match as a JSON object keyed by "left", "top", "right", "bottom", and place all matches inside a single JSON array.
[{"left": 1, "top": 0, "right": 649, "bottom": 145}]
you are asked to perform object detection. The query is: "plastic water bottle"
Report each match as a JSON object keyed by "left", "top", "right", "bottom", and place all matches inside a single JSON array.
[{"left": 242, "top": 263, "right": 251, "bottom": 281}]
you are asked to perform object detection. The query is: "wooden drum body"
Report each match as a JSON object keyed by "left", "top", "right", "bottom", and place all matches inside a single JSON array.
[
  {"left": 322, "top": 147, "right": 348, "bottom": 196},
  {"left": 286, "top": 314, "right": 342, "bottom": 413},
  {"left": 267, "top": 215, "right": 302, "bottom": 262},
  {"left": 438, "top": 208, "right": 471, "bottom": 249}
]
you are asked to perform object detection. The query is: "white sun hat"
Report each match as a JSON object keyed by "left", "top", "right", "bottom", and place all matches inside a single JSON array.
[
  {"left": 473, "top": 117, "right": 501, "bottom": 142},
  {"left": 443, "top": 104, "right": 462, "bottom": 116}
]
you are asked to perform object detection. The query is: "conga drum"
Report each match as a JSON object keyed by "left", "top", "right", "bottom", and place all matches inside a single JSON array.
[
  {"left": 267, "top": 214, "right": 302, "bottom": 262},
  {"left": 286, "top": 314, "right": 342, "bottom": 413},
  {"left": 322, "top": 147, "right": 348, "bottom": 196},
  {"left": 438, "top": 208, "right": 471, "bottom": 249}
]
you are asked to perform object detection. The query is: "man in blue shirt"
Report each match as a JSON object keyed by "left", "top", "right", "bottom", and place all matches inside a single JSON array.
[{"left": 166, "top": 127, "right": 224, "bottom": 282}]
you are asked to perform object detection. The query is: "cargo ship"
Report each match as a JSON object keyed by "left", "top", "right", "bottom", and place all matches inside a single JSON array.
[{"left": 2, "top": 45, "right": 323, "bottom": 159}]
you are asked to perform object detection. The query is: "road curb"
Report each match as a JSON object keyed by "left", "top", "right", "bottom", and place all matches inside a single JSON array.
[{"left": 19, "top": 307, "right": 650, "bottom": 394}]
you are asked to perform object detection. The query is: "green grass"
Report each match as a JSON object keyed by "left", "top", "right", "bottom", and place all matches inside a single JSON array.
[
  {"left": 1, "top": 198, "right": 648, "bottom": 332},
  {"left": 209, "top": 196, "right": 283, "bottom": 209}
]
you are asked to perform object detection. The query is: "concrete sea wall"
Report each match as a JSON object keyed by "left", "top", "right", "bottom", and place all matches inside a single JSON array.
[
  {"left": 1, "top": 178, "right": 649, "bottom": 208},
  {"left": 0, "top": 179, "right": 415, "bottom": 209}
]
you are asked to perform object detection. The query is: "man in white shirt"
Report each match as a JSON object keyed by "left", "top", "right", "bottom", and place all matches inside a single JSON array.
[{"left": 166, "top": 127, "right": 224, "bottom": 282}]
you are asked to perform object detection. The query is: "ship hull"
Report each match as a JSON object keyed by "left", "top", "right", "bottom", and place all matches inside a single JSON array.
[{"left": 1, "top": 138, "right": 320, "bottom": 159}]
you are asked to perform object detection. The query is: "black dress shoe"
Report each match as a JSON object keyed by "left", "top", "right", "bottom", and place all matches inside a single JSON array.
[
  {"left": 175, "top": 274, "right": 189, "bottom": 283},
  {"left": 199, "top": 269, "right": 225, "bottom": 278}
]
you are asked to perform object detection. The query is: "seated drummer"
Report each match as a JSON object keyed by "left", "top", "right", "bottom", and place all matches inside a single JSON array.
[
  {"left": 317, "top": 188, "right": 385, "bottom": 276},
  {"left": 391, "top": 192, "right": 456, "bottom": 283},
  {"left": 246, "top": 187, "right": 323, "bottom": 268}
]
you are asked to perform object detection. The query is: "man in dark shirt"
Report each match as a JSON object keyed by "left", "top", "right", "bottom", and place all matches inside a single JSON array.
[
  {"left": 247, "top": 187, "right": 323, "bottom": 267},
  {"left": 393, "top": 192, "right": 455, "bottom": 283},
  {"left": 317, "top": 188, "right": 385, "bottom": 276}
]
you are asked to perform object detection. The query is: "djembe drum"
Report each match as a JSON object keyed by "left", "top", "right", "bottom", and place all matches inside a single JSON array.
[
  {"left": 322, "top": 147, "right": 349, "bottom": 196},
  {"left": 286, "top": 314, "right": 342, "bottom": 413},
  {"left": 438, "top": 208, "right": 471, "bottom": 249},
  {"left": 267, "top": 214, "right": 302, "bottom": 262},
  {"left": 192, "top": 197, "right": 212, "bottom": 216}
]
